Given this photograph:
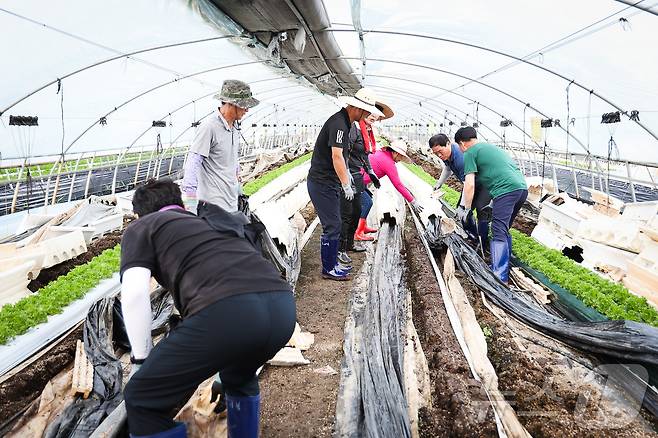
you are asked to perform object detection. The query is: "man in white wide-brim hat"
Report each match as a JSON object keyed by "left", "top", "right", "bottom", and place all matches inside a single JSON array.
[
  {"left": 337, "top": 99, "right": 394, "bottom": 268},
  {"left": 307, "top": 88, "right": 384, "bottom": 281},
  {"left": 181, "top": 79, "right": 259, "bottom": 215}
]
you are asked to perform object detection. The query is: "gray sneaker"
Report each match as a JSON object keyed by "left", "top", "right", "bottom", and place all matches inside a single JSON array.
[
  {"left": 338, "top": 251, "right": 352, "bottom": 265},
  {"left": 348, "top": 242, "right": 368, "bottom": 253}
]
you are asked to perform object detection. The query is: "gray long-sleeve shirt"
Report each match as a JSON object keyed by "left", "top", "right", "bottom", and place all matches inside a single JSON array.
[{"left": 182, "top": 113, "right": 241, "bottom": 212}]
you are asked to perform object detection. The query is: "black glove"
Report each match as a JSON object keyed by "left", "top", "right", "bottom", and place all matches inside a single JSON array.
[
  {"left": 456, "top": 205, "right": 473, "bottom": 228},
  {"left": 369, "top": 173, "right": 381, "bottom": 189}
]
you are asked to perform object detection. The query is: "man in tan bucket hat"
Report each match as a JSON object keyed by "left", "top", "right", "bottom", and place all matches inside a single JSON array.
[{"left": 181, "top": 79, "right": 259, "bottom": 215}]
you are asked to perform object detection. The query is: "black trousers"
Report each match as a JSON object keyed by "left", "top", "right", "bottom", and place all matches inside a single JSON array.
[
  {"left": 307, "top": 179, "right": 342, "bottom": 240},
  {"left": 339, "top": 190, "right": 362, "bottom": 252},
  {"left": 124, "top": 291, "right": 296, "bottom": 436}
]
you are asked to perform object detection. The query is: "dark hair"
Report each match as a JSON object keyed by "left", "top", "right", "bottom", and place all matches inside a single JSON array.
[
  {"left": 454, "top": 126, "right": 477, "bottom": 143},
  {"left": 132, "top": 178, "right": 184, "bottom": 217},
  {"left": 429, "top": 133, "right": 450, "bottom": 148}
]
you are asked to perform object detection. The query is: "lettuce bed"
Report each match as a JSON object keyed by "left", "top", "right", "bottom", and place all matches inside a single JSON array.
[
  {"left": 0, "top": 152, "right": 312, "bottom": 345},
  {"left": 243, "top": 152, "right": 312, "bottom": 196},
  {"left": 0, "top": 245, "right": 121, "bottom": 344},
  {"left": 403, "top": 162, "right": 658, "bottom": 327}
]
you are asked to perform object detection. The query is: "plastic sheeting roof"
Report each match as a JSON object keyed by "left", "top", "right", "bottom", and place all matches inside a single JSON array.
[
  {"left": 1, "top": 0, "right": 657, "bottom": 162},
  {"left": 0, "top": 0, "right": 340, "bottom": 160}
]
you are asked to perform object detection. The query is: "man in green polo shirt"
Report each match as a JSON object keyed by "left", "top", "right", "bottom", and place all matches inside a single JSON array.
[{"left": 454, "top": 126, "right": 527, "bottom": 283}]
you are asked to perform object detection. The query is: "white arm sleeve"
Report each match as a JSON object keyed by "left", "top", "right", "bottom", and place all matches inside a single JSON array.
[
  {"left": 121, "top": 267, "right": 153, "bottom": 360},
  {"left": 434, "top": 164, "right": 452, "bottom": 189}
]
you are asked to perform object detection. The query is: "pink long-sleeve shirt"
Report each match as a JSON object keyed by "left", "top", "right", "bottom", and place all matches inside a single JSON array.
[{"left": 362, "top": 149, "right": 414, "bottom": 202}]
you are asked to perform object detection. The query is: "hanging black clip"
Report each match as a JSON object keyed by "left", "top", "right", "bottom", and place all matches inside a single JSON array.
[
  {"left": 629, "top": 110, "right": 640, "bottom": 122},
  {"left": 500, "top": 119, "right": 512, "bottom": 127},
  {"left": 601, "top": 111, "right": 621, "bottom": 124},
  {"left": 9, "top": 115, "right": 38, "bottom": 126}
]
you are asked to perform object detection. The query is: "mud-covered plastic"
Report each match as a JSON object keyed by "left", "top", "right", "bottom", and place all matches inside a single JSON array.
[
  {"left": 424, "top": 217, "right": 658, "bottom": 418},
  {"left": 45, "top": 290, "right": 174, "bottom": 437},
  {"left": 241, "top": 195, "right": 301, "bottom": 289},
  {"left": 45, "top": 297, "right": 123, "bottom": 437},
  {"left": 113, "top": 287, "right": 175, "bottom": 351},
  {"left": 335, "top": 223, "right": 412, "bottom": 438}
]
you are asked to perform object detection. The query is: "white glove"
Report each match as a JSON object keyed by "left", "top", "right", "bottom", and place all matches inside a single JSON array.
[
  {"left": 342, "top": 183, "right": 354, "bottom": 201},
  {"left": 182, "top": 192, "right": 198, "bottom": 213},
  {"left": 410, "top": 199, "right": 424, "bottom": 214}
]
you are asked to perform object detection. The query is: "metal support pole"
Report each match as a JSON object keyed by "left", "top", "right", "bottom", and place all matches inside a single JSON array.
[
  {"left": 571, "top": 167, "right": 580, "bottom": 199},
  {"left": 134, "top": 146, "right": 144, "bottom": 186},
  {"left": 145, "top": 148, "right": 156, "bottom": 180},
  {"left": 67, "top": 154, "right": 83, "bottom": 202},
  {"left": 50, "top": 161, "right": 64, "bottom": 205},
  {"left": 84, "top": 152, "right": 97, "bottom": 199},
  {"left": 626, "top": 161, "right": 637, "bottom": 203},
  {"left": 10, "top": 160, "right": 25, "bottom": 214}
]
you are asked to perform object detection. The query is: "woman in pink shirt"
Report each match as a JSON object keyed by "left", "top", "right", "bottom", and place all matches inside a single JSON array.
[{"left": 362, "top": 139, "right": 423, "bottom": 219}]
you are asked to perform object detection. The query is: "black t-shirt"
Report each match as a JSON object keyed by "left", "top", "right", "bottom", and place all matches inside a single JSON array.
[
  {"left": 120, "top": 209, "right": 291, "bottom": 319},
  {"left": 308, "top": 108, "right": 350, "bottom": 185}
]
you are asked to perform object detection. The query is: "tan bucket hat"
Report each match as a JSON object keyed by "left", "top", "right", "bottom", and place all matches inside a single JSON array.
[
  {"left": 375, "top": 99, "right": 394, "bottom": 120},
  {"left": 214, "top": 79, "right": 259, "bottom": 109},
  {"left": 338, "top": 88, "right": 385, "bottom": 118}
]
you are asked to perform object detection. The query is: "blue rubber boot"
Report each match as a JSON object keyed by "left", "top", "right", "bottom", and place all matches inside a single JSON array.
[
  {"left": 320, "top": 237, "right": 349, "bottom": 280},
  {"left": 507, "top": 234, "right": 513, "bottom": 259},
  {"left": 490, "top": 240, "right": 510, "bottom": 283},
  {"left": 226, "top": 394, "right": 260, "bottom": 438},
  {"left": 131, "top": 422, "right": 187, "bottom": 438}
]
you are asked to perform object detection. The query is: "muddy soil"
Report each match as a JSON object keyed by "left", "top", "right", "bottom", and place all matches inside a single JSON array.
[
  {"left": 454, "top": 269, "right": 657, "bottom": 437},
  {"left": 299, "top": 202, "right": 316, "bottom": 227},
  {"left": 259, "top": 225, "right": 368, "bottom": 437},
  {"left": 403, "top": 216, "right": 497, "bottom": 437},
  {"left": 0, "top": 325, "right": 83, "bottom": 429}
]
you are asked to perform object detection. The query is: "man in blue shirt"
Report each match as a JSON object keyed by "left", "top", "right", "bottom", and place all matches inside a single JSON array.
[{"left": 429, "top": 133, "right": 492, "bottom": 250}]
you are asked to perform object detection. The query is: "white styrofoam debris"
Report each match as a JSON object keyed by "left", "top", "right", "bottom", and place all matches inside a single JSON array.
[{"left": 267, "top": 347, "right": 310, "bottom": 366}]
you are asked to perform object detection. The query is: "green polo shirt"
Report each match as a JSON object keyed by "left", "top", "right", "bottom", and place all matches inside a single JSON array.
[{"left": 463, "top": 142, "right": 526, "bottom": 199}]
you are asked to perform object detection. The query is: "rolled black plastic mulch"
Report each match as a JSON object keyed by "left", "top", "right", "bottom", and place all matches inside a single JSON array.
[
  {"left": 44, "top": 289, "right": 173, "bottom": 438},
  {"left": 335, "top": 223, "right": 412, "bottom": 438},
  {"left": 424, "top": 218, "right": 658, "bottom": 418}
]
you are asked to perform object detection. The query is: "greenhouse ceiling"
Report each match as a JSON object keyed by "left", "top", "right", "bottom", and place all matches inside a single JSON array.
[{"left": 1, "top": 0, "right": 657, "bottom": 162}]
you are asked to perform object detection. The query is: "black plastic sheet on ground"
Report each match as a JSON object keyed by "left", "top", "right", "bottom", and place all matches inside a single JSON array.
[
  {"left": 335, "top": 222, "right": 411, "bottom": 438},
  {"left": 44, "top": 290, "right": 173, "bottom": 437},
  {"left": 424, "top": 217, "right": 658, "bottom": 418},
  {"left": 239, "top": 195, "right": 301, "bottom": 290}
]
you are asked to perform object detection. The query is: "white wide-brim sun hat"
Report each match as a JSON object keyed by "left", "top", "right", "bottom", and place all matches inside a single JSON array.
[
  {"left": 388, "top": 139, "right": 411, "bottom": 160},
  {"left": 338, "top": 88, "right": 385, "bottom": 118}
]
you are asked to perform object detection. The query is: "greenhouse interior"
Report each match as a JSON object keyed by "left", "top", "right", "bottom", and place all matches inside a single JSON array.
[{"left": 1, "top": 0, "right": 658, "bottom": 437}]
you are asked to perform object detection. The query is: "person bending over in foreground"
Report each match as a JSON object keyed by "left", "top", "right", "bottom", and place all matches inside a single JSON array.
[{"left": 121, "top": 178, "right": 295, "bottom": 438}]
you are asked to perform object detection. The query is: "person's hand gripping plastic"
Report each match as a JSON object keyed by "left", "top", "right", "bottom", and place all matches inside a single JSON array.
[
  {"left": 410, "top": 199, "right": 424, "bottom": 215},
  {"left": 368, "top": 172, "right": 381, "bottom": 189},
  {"left": 456, "top": 205, "right": 473, "bottom": 229}
]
